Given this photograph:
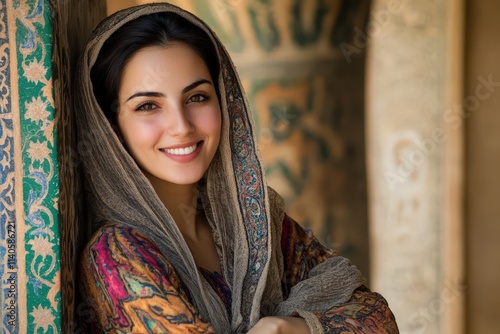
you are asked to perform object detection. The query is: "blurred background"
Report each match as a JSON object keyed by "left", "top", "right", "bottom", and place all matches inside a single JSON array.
[{"left": 98, "top": 0, "right": 500, "bottom": 333}]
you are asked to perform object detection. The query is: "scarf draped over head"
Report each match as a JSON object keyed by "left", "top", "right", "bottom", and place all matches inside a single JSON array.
[{"left": 75, "top": 3, "right": 364, "bottom": 333}]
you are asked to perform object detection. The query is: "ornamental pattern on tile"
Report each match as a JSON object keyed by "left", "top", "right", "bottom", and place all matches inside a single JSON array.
[
  {"left": 0, "top": 0, "right": 17, "bottom": 332},
  {"left": 15, "top": 0, "right": 60, "bottom": 332}
]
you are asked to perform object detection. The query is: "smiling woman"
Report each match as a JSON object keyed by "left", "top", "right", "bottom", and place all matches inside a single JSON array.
[
  {"left": 117, "top": 44, "right": 221, "bottom": 187},
  {"left": 74, "top": 3, "right": 398, "bottom": 333}
]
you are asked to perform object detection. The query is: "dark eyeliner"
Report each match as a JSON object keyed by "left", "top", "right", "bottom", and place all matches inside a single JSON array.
[
  {"left": 188, "top": 93, "right": 209, "bottom": 103},
  {"left": 135, "top": 101, "right": 157, "bottom": 112}
]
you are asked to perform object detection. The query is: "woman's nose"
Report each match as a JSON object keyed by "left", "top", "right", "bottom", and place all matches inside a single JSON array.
[{"left": 166, "top": 106, "right": 194, "bottom": 136}]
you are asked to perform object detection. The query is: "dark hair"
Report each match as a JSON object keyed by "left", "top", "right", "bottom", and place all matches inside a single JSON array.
[{"left": 91, "top": 12, "right": 220, "bottom": 125}]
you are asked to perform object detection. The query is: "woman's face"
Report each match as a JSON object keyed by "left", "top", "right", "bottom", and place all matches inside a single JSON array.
[{"left": 117, "top": 43, "right": 221, "bottom": 186}]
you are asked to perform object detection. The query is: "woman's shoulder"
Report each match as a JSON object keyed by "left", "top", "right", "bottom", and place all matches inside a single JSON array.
[
  {"left": 80, "top": 223, "right": 164, "bottom": 269},
  {"left": 85, "top": 223, "right": 135, "bottom": 245},
  {"left": 79, "top": 223, "right": 183, "bottom": 293},
  {"left": 85, "top": 222, "right": 158, "bottom": 248},
  {"left": 77, "top": 225, "right": 202, "bottom": 332}
]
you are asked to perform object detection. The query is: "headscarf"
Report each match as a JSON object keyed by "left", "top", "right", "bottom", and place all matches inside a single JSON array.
[{"left": 74, "top": 3, "right": 364, "bottom": 333}]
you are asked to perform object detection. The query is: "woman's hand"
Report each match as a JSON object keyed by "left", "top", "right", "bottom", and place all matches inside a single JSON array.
[{"left": 247, "top": 316, "right": 311, "bottom": 334}]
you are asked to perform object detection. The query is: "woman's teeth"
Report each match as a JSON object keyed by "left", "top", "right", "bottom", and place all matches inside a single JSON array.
[{"left": 163, "top": 144, "right": 197, "bottom": 155}]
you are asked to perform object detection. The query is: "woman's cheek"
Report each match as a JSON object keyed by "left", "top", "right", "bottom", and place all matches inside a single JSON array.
[
  {"left": 201, "top": 107, "right": 222, "bottom": 133},
  {"left": 127, "top": 120, "right": 163, "bottom": 146}
]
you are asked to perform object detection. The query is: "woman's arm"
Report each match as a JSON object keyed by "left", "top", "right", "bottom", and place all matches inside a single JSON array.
[
  {"left": 312, "top": 286, "right": 398, "bottom": 333},
  {"left": 279, "top": 215, "right": 399, "bottom": 333},
  {"left": 78, "top": 224, "right": 214, "bottom": 333}
]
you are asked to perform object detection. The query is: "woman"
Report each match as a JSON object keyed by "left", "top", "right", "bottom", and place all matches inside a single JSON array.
[{"left": 75, "top": 3, "right": 398, "bottom": 333}]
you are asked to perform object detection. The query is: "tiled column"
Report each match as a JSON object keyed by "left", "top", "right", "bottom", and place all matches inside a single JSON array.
[
  {"left": 0, "top": 1, "right": 106, "bottom": 333},
  {"left": 0, "top": 1, "right": 60, "bottom": 332}
]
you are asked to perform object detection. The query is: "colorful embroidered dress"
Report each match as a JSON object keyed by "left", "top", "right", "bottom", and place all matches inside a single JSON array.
[{"left": 79, "top": 215, "right": 397, "bottom": 333}]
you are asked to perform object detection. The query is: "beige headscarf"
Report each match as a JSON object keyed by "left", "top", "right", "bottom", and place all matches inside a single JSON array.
[{"left": 75, "top": 3, "right": 364, "bottom": 333}]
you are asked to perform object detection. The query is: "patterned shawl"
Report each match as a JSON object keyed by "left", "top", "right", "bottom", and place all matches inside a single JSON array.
[{"left": 74, "top": 3, "right": 364, "bottom": 333}]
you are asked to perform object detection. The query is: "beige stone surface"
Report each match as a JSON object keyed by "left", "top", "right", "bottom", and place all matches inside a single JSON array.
[{"left": 366, "top": 0, "right": 465, "bottom": 332}]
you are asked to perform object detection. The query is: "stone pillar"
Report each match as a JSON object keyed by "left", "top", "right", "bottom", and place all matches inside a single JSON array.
[
  {"left": 108, "top": 0, "right": 372, "bottom": 277},
  {"left": 366, "top": 0, "right": 465, "bottom": 333}
]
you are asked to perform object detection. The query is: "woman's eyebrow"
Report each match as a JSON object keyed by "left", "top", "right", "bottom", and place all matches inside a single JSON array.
[
  {"left": 126, "top": 91, "right": 165, "bottom": 102},
  {"left": 125, "top": 79, "right": 212, "bottom": 102},
  {"left": 182, "top": 79, "right": 212, "bottom": 94}
]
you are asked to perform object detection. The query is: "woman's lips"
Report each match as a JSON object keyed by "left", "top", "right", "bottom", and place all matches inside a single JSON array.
[
  {"left": 160, "top": 141, "right": 203, "bottom": 162},
  {"left": 162, "top": 143, "right": 198, "bottom": 155}
]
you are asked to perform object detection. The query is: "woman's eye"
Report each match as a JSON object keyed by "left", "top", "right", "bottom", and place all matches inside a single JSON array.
[
  {"left": 188, "top": 94, "right": 208, "bottom": 103},
  {"left": 136, "top": 102, "right": 157, "bottom": 111}
]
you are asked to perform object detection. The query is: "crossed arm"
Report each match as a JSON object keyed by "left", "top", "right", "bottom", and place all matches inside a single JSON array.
[{"left": 79, "top": 220, "right": 398, "bottom": 333}]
